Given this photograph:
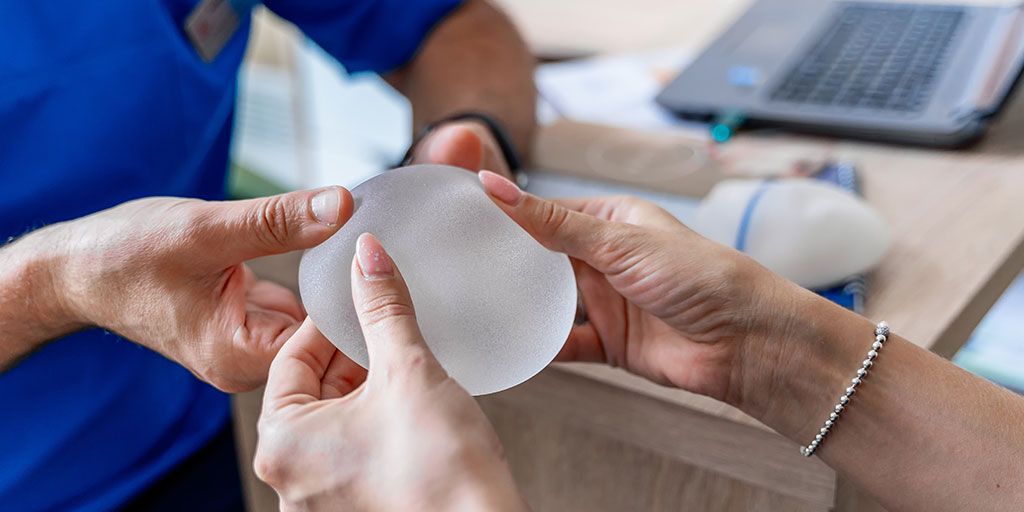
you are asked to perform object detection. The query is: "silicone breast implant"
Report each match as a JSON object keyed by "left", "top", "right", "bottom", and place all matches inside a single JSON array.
[{"left": 299, "top": 165, "right": 578, "bottom": 395}]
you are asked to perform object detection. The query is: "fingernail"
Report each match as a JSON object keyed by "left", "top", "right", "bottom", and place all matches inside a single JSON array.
[
  {"left": 311, "top": 187, "right": 342, "bottom": 226},
  {"left": 356, "top": 233, "right": 393, "bottom": 280},
  {"left": 479, "top": 170, "right": 522, "bottom": 206}
]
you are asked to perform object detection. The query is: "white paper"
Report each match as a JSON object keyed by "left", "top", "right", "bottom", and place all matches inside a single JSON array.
[{"left": 535, "top": 48, "right": 706, "bottom": 134}]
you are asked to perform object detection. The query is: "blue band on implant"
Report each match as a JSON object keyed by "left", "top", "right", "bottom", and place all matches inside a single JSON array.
[{"left": 735, "top": 181, "right": 773, "bottom": 252}]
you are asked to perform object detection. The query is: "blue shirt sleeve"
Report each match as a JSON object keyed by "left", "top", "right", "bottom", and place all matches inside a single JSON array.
[{"left": 263, "top": 0, "right": 463, "bottom": 73}]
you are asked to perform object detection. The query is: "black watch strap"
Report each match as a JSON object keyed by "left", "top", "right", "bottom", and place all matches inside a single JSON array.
[{"left": 398, "top": 112, "right": 522, "bottom": 172}]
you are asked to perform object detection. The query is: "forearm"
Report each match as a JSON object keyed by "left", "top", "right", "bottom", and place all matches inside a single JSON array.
[
  {"left": 0, "top": 226, "right": 84, "bottom": 369},
  {"left": 738, "top": 277, "right": 1024, "bottom": 510},
  {"left": 385, "top": 0, "right": 536, "bottom": 159}
]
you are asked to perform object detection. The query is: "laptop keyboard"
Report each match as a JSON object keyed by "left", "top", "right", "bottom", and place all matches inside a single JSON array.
[{"left": 769, "top": 2, "right": 965, "bottom": 112}]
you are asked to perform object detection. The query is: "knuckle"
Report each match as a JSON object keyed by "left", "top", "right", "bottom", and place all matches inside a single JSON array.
[
  {"left": 711, "top": 248, "right": 752, "bottom": 293},
  {"left": 190, "top": 335, "right": 255, "bottom": 393},
  {"left": 253, "top": 416, "right": 291, "bottom": 488},
  {"left": 624, "top": 195, "right": 656, "bottom": 211},
  {"left": 635, "top": 199, "right": 675, "bottom": 222},
  {"left": 608, "top": 195, "right": 669, "bottom": 224},
  {"left": 612, "top": 194, "right": 638, "bottom": 207},
  {"left": 538, "top": 200, "right": 572, "bottom": 236},
  {"left": 194, "top": 361, "right": 246, "bottom": 393},
  {"left": 592, "top": 225, "right": 646, "bottom": 271},
  {"left": 359, "top": 293, "right": 416, "bottom": 327},
  {"left": 252, "top": 446, "right": 286, "bottom": 488},
  {"left": 250, "top": 196, "right": 292, "bottom": 248}
]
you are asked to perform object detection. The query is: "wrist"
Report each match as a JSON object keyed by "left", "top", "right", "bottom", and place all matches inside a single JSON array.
[
  {"left": 21, "top": 225, "right": 86, "bottom": 329},
  {"left": 0, "top": 225, "right": 88, "bottom": 361},
  {"left": 727, "top": 271, "right": 872, "bottom": 442}
]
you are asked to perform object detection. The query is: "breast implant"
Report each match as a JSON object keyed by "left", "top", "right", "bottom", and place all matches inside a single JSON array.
[{"left": 299, "top": 165, "right": 577, "bottom": 395}]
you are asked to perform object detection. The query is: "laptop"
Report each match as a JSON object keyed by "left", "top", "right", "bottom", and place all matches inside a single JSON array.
[{"left": 656, "top": 0, "right": 1024, "bottom": 147}]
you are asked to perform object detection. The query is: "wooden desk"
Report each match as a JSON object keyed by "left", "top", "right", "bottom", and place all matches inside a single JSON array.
[{"left": 235, "top": 1, "right": 1024, "bottom": 510}]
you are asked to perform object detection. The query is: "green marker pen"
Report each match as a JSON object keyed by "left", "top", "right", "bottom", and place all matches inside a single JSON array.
[{"left": 710, "top": 110, "right": 746, "bottom": 143}]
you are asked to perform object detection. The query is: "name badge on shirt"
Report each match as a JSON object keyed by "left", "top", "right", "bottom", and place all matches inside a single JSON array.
[{"left": 184, "top": 0, "right": 257, "bottom": 62}]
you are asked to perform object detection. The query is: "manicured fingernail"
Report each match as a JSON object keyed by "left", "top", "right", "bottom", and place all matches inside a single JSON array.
[
  {"left": 356, "top": 233, "right": 393, "bottom": 280},
  {"left": 479, "top": 170, "right": 522, "bottom": 206},
  {"left": 311, "top": 187, "right": 342, "bottom": 226}
]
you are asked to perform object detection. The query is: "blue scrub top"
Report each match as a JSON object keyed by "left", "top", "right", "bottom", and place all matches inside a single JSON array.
[{"left": 0, "top": 0, "right": 459, "bottom": 510}]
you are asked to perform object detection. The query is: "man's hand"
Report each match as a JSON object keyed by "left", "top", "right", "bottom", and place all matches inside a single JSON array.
[
  {"left": 1, "top": 187, "right": 354, "bottom": 392},
  {"left": 385, "top": 0, "right": 535, "bottom": 178},
  {"left": 410, "top": 120, "right": 514, "bottom": 178},
  {"left": 255, "top": 234, "right": 526, "bottom": 511}
]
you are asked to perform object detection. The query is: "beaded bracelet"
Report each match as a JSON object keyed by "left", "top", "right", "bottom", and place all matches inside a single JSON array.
[{"left": 800, "top": 321, "right": 890, "bottom": 457}]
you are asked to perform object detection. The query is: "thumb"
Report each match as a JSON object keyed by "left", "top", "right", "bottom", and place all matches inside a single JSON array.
[
  {"left": 413, "top": 123, "right": 485, "bottom": 171},
  {"left": 208, "top": 186, "right": 353, "bottom": 262},
  {"left": 349, "top": 233, "right": 446, "bottom": 387},
  {"left": 478, "top": 170, "right": 616, "bottom": 266}
]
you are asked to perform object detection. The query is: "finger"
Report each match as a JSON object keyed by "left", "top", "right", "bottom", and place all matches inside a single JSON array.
[
  {"left": 549, "top": 196, "right": 621, "bottom": 218},
  {"left": 556, "top": 323, "right": 607, "bottom": 363},
  {"left": 247, "top": 279, "right": 305, "bottom": 321},
  {"left": 242, "top": 263, "right": 305, "bottom": 319},
  {"left": 243, "top": 264, "right": 259, "bottom": 288},
  {"left": 349, "top": 233, "right": 446, "bottom": 387},
  {"left": 556, "top": 259, "right": 622, "bottom": 363},
  {"left": 477, "top": 141, "right": 511, "bottom": 178},
  {"left": 320, "top": 349, "right": 368, "bottom": 399},
  {"left": 263, "top": 317, "right": 339, "bottom": 411},
  {"left": 223, "top": 307, "right": 304, "bottom": 391},
  {"left": 414, "top": 123, "right": 485, "bottom": 171},
  {"left": 198, "top": 186, "right": 354, "bottom": 263},
  {"left": 478, "top": 171, "right": 621, "bottom": 265},
  {"left": 551, "top": 196, "right": 682, "bottom": 231}
]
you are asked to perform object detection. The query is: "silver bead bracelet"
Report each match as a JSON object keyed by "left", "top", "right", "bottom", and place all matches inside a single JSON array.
[{"left": 800, "top": 321, "right": 889, "bottom": 457}]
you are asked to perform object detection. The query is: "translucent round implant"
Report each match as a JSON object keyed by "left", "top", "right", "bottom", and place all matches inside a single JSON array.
[{"left": 299, "top": 165, "right": 577, "bottom": 395}]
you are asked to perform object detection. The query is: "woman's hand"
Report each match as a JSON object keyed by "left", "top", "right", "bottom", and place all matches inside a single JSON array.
[
  {"left": 478, "top": 172, "right": 1024, "bottom": 511},
  {"left": 0, "top": 187, "right": 353, "bottom": 391},
  {"left": 254, "top": 234, "right": 527, "bottom": 512},
  {"left": 478, "top": 171, "right": 806, "bottom": 409}
]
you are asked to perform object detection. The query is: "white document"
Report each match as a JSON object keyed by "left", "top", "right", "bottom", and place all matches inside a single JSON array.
[{"left": 535, "top": 48, "right": 706, "bottom": 135}]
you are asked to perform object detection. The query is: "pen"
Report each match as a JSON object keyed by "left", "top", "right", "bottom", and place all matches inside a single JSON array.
[{"left": 710, "top": 109, "right": 746, "bottom": 143}]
